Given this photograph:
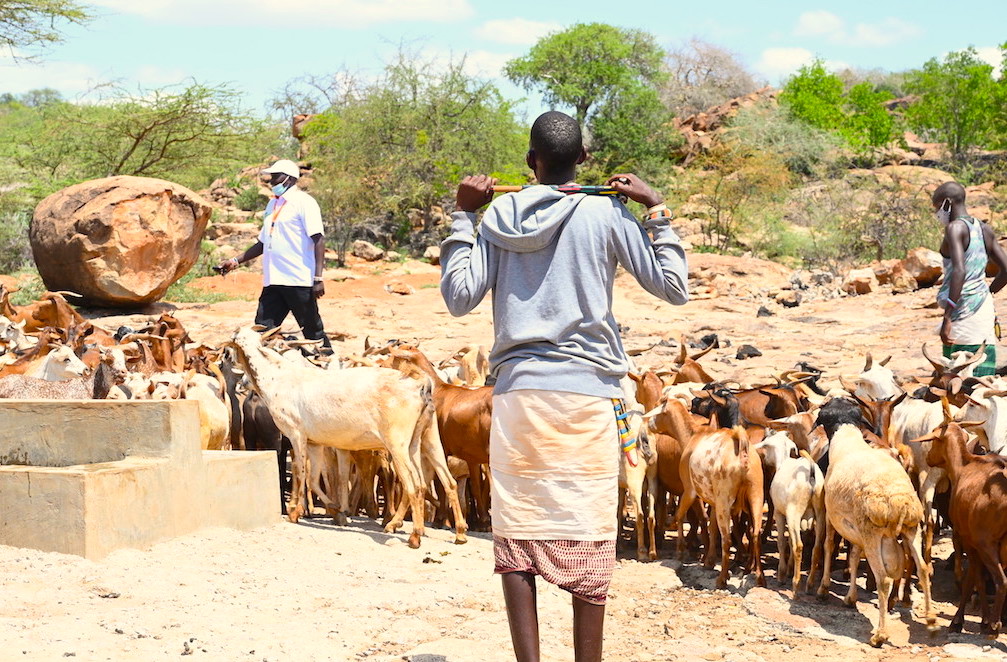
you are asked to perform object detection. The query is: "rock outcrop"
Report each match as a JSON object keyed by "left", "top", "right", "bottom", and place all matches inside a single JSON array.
[
  {"left": 903, "top": 247, "right": 943, "bottom": 288},
  {"left": 30, "top": 176, "right": 212, "bottom": 307}
]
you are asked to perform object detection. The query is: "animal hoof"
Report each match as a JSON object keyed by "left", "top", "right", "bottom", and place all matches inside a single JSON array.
[
  {"left": 408, "top": 533, "right": 421, "bottom": 549},
  {"left": 287, "top": 506, "right": 302, "bottom": 523},
  {"left": 869, "top": 633, "right": 887, "bottom": 648},
  {"left": 756, "top": 575, "right": 766, "bottom": 588},
  {"left": 454, "top": 534, "right": 468, "bottom": 545}
]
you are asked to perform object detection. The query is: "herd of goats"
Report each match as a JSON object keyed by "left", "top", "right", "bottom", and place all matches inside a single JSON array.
[{"left": 5, "top": 286, "right": 1007, "bottom": 648}]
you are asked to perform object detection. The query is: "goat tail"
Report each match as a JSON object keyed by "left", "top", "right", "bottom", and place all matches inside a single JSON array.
[
  {"left": 733, "top": 425, "right": 750, "bottom": 465},
  {"left": 419, "top": 376, "right": 435, "bottom": 413},
  {"left": 409, "top": 376, "right": 438, "bottom": 450},
  {"left": 799, "top": 449, "right": 816, "bottom": 487}
]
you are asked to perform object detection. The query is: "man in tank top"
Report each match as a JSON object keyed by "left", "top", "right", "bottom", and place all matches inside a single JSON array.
[{"left": 935, "top": 180, "right": 1007, "bottom": 375}]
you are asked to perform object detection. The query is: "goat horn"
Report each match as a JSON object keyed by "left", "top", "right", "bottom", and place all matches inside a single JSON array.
[
  {"left": 689, "top": 343, "right": 715, "bottom": 361},
  {"left": 879, "top": 355, "right": 892, "bottom": 366},
  {"left": 863, "top": 352, "right": 873, "bottom": 371},
  {"left": 677, "top": 335, "right": 688, "bottom": 365},
  {"left": 920, "top": 342, "right": 946, "bottom": 370},
  {"left": 48, "top": 290, "right": 83, "bottom": 298}
]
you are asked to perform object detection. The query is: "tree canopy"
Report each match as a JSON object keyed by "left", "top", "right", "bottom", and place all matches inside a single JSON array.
[
  {"left": 904, "top": 47, "right": 1004, "bottom": 162},
  {"left": 0, "top": 0, "right": 90, "bottom": 56},
  {"left": 504, "top": 22, "right": 664, "bottom": 125}
]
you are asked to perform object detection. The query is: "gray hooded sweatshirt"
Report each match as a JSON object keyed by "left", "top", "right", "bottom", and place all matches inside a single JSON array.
[{"left": 440, "top": 185, "right": 689, "bottom": 398}]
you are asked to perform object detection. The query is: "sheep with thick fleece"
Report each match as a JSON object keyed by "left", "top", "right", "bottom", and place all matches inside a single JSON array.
[
  {"left": 756, "top": 431, "right": 825, "bottom": 596},
  {"left": 817, "top": 424, "right": 936, "bottom": 647}
]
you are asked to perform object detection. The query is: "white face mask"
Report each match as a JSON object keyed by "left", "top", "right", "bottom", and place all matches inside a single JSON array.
[{"left": 936, "top": 198, "right": 952, "bottom": 225}]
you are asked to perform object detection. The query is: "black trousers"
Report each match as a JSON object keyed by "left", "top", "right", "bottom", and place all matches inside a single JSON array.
[{"left": 254, "top": 285, "right": 332, "bottom": 351}]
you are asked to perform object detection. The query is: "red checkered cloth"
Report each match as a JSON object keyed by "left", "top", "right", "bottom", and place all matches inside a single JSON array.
[{"left": 493, "top": 536, "right": 616, "bottom": 605}]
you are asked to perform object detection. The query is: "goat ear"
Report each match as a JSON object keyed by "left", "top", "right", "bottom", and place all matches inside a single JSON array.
[
  {"left": 950, "top": 376, "right": 964, "bottom": 395},
  {"left": 766, "top": 420, "right": 789, "bottom": 431},
  {"left": 838, "top": 375, "right": 858, "bottom": 395},
  {"left": 628, "top": 372, "right": 641, "bottom": 383},
  {"left": 960, "top": 420, "right": 987, "bottom": 429}
]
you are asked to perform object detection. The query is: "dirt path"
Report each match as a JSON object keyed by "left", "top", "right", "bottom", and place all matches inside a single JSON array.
[{"left": 4, "top": 254, "right": 1007, "bottom": 661}]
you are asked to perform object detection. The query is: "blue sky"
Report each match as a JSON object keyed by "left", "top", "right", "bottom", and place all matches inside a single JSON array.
[{"left": 2, "top": 0, "right": 1005, "bottom": 122}]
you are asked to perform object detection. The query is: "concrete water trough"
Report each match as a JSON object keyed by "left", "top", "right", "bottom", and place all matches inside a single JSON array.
[{"left": 0, "top": 400, "right": 278, "bottom": 559}]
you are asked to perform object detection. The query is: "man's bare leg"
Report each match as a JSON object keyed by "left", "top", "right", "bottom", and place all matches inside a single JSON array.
[
  {"left": 573, "top": 595, "right": 605, "bottom": 662},
  {"left": 502, "top": 571, "right": 540, "bottom": 662}
]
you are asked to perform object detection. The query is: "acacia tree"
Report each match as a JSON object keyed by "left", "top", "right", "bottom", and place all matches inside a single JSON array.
[
  {"left": 0, "top": 0, "right": 90, "bottom": 56},
  {"left": 304, "top": 51, "right": 527, "bottom": 261},
  {"left": 504, "top": 23, "right": 664, "bottom": 125},
  {"left": 905, "top": 47, "right": 1002, "bottom": 162},
  {"left": 6, "top": 82, "right": 278, "bottom": 191},
  {"left": 661, "top": 38, "right": 759, "bottom": 117}
]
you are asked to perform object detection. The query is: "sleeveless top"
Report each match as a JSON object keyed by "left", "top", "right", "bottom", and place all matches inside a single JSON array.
[{"left": 938, "top": 216, "right": 990, "bottom": 322}]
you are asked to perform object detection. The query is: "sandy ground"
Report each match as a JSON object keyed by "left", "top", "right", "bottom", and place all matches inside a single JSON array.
[{"left": 5, "top": 254, "right": 1007, "bottom": 661}]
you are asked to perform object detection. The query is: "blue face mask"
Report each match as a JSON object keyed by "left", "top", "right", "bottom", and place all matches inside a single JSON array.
[{"left": 271, "top": 182, "right": 290, "bottom": 197}]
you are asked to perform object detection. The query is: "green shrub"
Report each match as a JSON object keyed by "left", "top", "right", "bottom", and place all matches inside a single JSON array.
[
  {"left": 727, "top": 104, "right": 845, "bottom": 178},
  {"left": 8, "top": 268, "right": 45, "bottom": 306},
  {"left": 233, "top": 186, "right": 268, "bottom": 212},
  {"left": 0, "top": 211, "right": 34, "bottom": 274},
  {"left": 782, "top": 176, "right": 941, "bottom": 269}
]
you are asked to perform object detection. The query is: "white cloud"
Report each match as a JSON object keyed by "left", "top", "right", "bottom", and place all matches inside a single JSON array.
[
  {"left": 976, "top": 46, "right": 1005, "bottom": 75},
  {"left": 794, "top": 10, "right": 844, "bottom": 38},
  {"left": 459, "top": 50, "right": 514, "bottom": 78},
  {"left": 474, "top": 18, "right": 561, "bottom": 46},
  {"left": 848, "top": 18, "right": 922, "bottom": 48},
  {"left": 755, "top": 47, "right": 814, "bottom": 81},
  {"left": 90, "top": 0, "right": 473, "bottom": 27},
  {"left": 792, "top": 10, "right": 922, "bottom": 48},
  {"left": 0, "top": 58, "right": 104, "bottom": 96}
]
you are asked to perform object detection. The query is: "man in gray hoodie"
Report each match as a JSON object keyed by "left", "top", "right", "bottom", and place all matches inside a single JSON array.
[{"left": 441, "top": 111, "right": 688, "bottom": 662}]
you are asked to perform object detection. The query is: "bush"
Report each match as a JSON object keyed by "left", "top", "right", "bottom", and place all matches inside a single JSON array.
[
  {"left": 233, "top": 186, "right": 268, "bottom": 212},
  {"left": 782, "top": 176, "right": 941, "bottom": 269},
  {"left": 8, "top": 268, "right": 45, "bottom": 307},
  {"left": 727, "top": 104, "right": 845, "bottom": 178},
  {"left": 0, "top": 211, "right": 33, "bottom": 274}
]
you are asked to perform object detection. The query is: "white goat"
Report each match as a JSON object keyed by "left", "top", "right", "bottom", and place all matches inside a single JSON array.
[
  {"left": 30, "top": 345, "right": 89, "bottom": 380},
  {"left": 0, "top": 316, "right": 36, "bottom": 353},
  {"left": 756, "top": 431, "right": 825, "bottom": 596},
  {"left": 959, "top": 385, "right": 1007, "bottom": 454},
  {"left": 619, "top": 376, "right": 658, "bottom": 561},
  {"left": 817, "top": 424, "right": 936, "bottom": 647},
  {"left": 228, "top": 327, "right": 467, "bottom": 548},
  {"left": 842, "top": 352, "right": 900, "bottom": 400}
]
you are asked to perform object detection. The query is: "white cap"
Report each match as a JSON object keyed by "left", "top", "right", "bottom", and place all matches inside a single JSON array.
[{"left": 262, "top": 159, "right": 300, "bottom": 179}]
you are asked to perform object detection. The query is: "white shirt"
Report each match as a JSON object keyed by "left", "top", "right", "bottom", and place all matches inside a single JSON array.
[{"left": 257, "top": 185, "right": 324, "bottom": 287}]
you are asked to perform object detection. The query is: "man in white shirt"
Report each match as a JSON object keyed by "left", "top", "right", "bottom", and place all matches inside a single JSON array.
[{"left": 216, "top": 159, "right": 332, "bottom": 353}]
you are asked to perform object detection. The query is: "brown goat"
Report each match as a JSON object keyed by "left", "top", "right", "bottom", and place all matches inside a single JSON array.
[
  {"left": 389, "top": 344, "right": 494, "bottom": 531},
  {"left": 913, "top": 400, "right": 1007, "bottom": 635}
]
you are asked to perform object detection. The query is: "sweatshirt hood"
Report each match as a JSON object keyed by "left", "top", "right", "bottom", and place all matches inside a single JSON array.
[{"left": 479, "top": 185, "right": 587, "bottom": 253}]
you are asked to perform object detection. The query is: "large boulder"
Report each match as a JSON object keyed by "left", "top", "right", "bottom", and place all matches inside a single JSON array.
[
  {"left": 842, "top": 268, "right": 878, "bottom": 295},
  {"left": 352, "top": 240, "right": 384, "bottom": 261},
  {"left": 30, "top": 176, "right": 211, "bottom": 307},
  {"left": 902, "top": 247, "right": 943, "bottom": 287}
]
